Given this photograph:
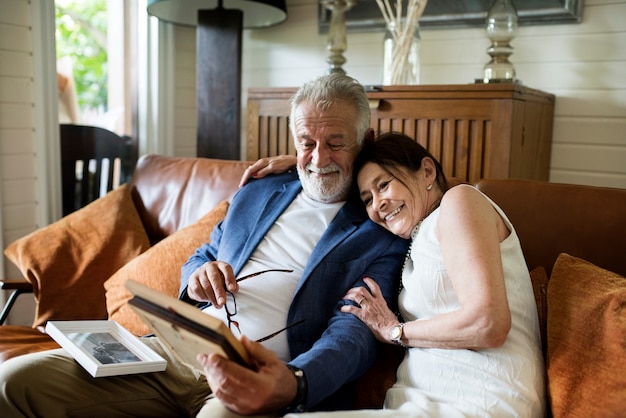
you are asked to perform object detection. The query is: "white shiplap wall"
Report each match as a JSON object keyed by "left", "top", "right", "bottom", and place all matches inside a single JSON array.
[
  {"left": 0, "top": 0, "right": 36, "bottom": 254},
  {"left": 0, "top": 0, "right": 38, "bottom": 322},
  {"left": 173, "top": 0, "right": 626, "bottom": 188}
]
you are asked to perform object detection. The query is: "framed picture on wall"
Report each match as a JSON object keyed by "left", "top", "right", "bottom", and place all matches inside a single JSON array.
[{"left": 319, "top": 0, "right": 584, "bottom": 33}]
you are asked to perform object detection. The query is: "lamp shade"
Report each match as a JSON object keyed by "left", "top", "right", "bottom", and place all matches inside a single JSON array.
[{"left": 147, "top": 0, "right": 287, "bottom": 28}]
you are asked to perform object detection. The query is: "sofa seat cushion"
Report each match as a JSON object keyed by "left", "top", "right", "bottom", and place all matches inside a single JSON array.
[
  {"left": 547, "top": 253, "right": 626, "bottom": 417},
  {"left": 0, "top": 326, "right": 60, "bottom": 363},
  {"left": 3, "top": 184, "right": 151, "bottom": 327},
  {"left": 104, "top": 201, "right": 229, "bottom": 336}
]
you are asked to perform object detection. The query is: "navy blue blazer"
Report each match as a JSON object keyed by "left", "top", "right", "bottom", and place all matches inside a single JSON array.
[{"left": 180, "top": 171, "right": 408, "bottom": 411}]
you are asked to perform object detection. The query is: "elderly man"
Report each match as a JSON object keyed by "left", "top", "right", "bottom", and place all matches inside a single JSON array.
[{"left": 0, "top": 73, "right": 407, "bottom": 418}]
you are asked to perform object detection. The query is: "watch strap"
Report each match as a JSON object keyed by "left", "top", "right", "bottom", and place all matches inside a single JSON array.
[
  {"left": 283, "top": 364, "right": 307, "bottom": 413},
  {"left": 391, "top": 323, "right": 409, "bottom": 348}
]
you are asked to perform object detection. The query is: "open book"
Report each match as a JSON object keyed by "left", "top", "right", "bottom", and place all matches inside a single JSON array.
[{"left": 124, "top": 279, "right": 251, "bottom": 373}]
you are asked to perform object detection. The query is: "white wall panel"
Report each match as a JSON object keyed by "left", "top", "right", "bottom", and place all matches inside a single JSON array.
[
  {"left": 0, "top": 103, "right": 33, "bottom": 128},
  {"left": 553, "top": 117, "right": 626, "bottom": 145},
  {"left": 0, "top": 128, "right": 34, "bottom": 154},
  {"left": 0, "top": 24, "right": 31, "bottom": 51}
]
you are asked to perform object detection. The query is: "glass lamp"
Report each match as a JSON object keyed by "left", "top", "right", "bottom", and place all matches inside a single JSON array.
[
  {"left": 481, "top": 0, "right": 518, "bottom": 84},
  {"left": 147, "top": 0, "right": 287, "bottom": 159}
]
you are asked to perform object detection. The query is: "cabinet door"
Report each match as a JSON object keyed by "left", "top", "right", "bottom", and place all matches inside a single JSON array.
[{"left": 370, "top": 97, "right": 513, "bottom": 184}]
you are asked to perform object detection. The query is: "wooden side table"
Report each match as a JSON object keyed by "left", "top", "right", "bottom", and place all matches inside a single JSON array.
[{"left": 247, "top": 83, "right": 555, "bottom": 184}]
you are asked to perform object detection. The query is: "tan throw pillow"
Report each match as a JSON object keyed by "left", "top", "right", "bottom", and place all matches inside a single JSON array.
[
  {"left": 104, "top": 200, "right": 229, "bottom": 336},
  {"left": 547, "top": 253, "right": 626, "bottom": 418},
  {"left": 4, "top": 184, "right": 150, "bottom": 328}
]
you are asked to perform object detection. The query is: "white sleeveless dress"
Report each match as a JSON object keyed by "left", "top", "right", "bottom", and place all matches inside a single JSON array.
[
  {"left": 286, "top": 192, "right": 546, "bottom": 418},
  {"left": 383, "top": 192, "right": 546, "bottom": 417}
]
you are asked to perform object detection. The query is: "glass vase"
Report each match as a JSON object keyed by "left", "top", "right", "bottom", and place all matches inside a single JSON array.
[{"left": 383, "top": 20, "right": 421, "bottom": 85}]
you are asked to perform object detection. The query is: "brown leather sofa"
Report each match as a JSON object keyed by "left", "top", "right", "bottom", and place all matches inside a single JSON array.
[{"left": 2, "top": 154, "right": 625, "bottom": 415}]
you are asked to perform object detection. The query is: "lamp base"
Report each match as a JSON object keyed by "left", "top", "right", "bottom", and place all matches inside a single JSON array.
[{"left": 322, "top": 0, "right": 357, "bottom": 75}]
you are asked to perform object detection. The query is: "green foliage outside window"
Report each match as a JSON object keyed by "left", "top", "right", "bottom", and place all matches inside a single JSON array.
[{"left": 55, "top": 0, "right": 108, "bottom": 113}]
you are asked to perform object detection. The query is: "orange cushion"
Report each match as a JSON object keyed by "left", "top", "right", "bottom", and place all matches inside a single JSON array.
[
  {"left": 547, "top": 253, "right": 626, "bottom": 417},
  {"left": 104, "top": 201, "right": 229, "bottom": 336},
  {"left": 4, "top": 184, "right": 150, "bottom": 328}
]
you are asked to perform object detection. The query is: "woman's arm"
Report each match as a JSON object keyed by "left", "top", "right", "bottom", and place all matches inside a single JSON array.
[
  {"left": 342, "top": 185, "right": 512, "bottom": 350},
  {"left": 239, "top": 155, "right": 297, "bottom": 187},
  {"left": 405, "top": 184, "right": 511, "bottom": 349}
]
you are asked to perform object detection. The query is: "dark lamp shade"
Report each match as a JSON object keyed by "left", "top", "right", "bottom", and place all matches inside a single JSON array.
[{"left": 147, "top": 0, "right": 287, "bottom": 28}]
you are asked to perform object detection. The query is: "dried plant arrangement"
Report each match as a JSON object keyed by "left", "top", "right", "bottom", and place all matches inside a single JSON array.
[{"left": 377, "top": 0, "right": 428, "bottom": 84}]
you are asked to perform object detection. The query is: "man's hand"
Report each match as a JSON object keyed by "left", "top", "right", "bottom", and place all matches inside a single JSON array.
[
  {"left": 187, "top": 261, "right": 236, "bottom": 308},
  {"left": 239, "top": 155, "right": 297, "bottom": 187},
  {"left": 197, "top": 336, "right": 298, "bottom": 415}
]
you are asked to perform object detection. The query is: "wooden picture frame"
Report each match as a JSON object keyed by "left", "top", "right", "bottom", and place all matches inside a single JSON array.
[
  {"left": 125, "top": 279, "right": 251, "bottom": 374},
  {"left": 318, "top": 0, "right": 584, "bottom": 32}
]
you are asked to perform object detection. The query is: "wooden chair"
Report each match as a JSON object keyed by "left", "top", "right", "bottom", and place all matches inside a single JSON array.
[
  {"left": 0, "top": 125, "right": 136, "bottom": 324},
  {"left": 60, "top": 124, "right": 136, "bottom": 216}
]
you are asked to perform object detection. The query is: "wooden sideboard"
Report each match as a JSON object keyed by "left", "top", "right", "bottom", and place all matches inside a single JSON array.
[{"left": 247, "top": 84, "right": 555, "bottom": 184}]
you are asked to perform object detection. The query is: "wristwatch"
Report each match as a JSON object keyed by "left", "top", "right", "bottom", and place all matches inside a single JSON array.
[
  {"left": 390, "top": 323, "right": 408, "bottom": 347},
  {"left": 283, "top": 364, "right": 307, "bottom": 413}
]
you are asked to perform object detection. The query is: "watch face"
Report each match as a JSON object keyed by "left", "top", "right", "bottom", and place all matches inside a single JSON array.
[{"left": 391, "top": 325, "right": 402, "bottom": 340}]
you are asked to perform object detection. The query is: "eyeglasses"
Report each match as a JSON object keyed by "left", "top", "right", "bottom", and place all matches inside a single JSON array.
[{"left": 224, "top": 268, "right": 304, "bottom": 342}]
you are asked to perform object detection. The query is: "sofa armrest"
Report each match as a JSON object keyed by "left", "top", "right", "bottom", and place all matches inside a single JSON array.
[{"left": 0, "top": 279, "right": 33, "bottom": 325}]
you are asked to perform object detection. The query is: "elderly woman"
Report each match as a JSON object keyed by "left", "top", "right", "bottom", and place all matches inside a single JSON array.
[{"left": 250, "top": 132, "right": 546, "bottom": 417}]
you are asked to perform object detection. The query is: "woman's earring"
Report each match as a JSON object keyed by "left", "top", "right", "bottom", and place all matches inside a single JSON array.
[{"left": 426, "top": 184, "right": 433, "bottom": 191}]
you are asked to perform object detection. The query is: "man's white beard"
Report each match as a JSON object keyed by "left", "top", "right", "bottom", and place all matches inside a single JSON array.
[{"left": 297, "top": 163, "right": 351, "bottom": 203}]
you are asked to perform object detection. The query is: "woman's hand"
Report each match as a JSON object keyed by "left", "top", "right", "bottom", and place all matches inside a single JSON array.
[
  {"left": 239, "top": 155, "right": 297, "bottom": 187},
  {"left": 341, "top": 277, "right": 400, "bottom": 344}
]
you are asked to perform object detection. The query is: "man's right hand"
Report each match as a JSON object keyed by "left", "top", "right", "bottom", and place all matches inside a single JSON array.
[
  {"left": 198, "top": 336, "right": 299, "bottom": 415},
  {"left": 187, "top": 261, "right": 237, "bottom": 307}
]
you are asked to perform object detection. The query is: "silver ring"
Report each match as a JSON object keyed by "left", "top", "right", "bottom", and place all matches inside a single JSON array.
[{"left": 358, "top": 298, "right": 365, "bottom": 306}]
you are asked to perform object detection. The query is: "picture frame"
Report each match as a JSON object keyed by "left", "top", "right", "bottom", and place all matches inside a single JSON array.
[
  {"left": 125, "top": 279, "right": 251, "bottom": 374},
  {"left": 46, "top": 320, "right": 167, "bottom": 377},
  {"left": 318, "top": 0, "right": 584, "bottom": 33}
]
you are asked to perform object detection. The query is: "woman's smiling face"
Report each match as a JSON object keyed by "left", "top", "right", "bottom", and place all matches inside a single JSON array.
[{"left": 357, "top": 162, "right": 424, "bottom": 239}]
